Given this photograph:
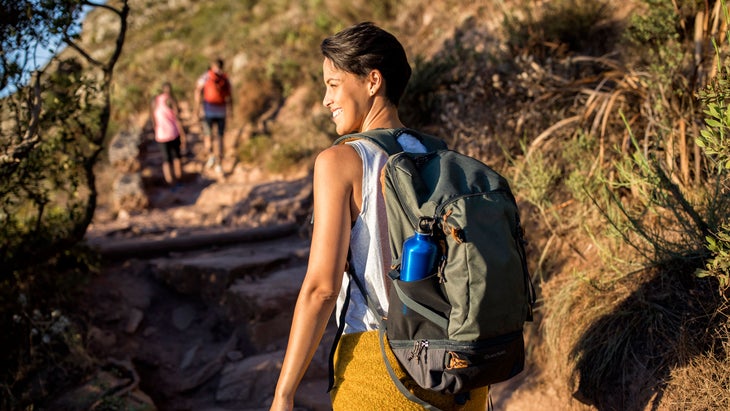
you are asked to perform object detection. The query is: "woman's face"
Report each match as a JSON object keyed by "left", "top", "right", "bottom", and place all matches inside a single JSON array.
[{"left": 322, "top": 57, "right": 372, "bottom": 135}]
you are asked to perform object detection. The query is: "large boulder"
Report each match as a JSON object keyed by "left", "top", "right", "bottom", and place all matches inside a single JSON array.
[
  {"left": 108, "top": 130, "right": 142, "bottom": 173},
  {"left": 112, "top": 172, "right": 149, "bottom": 213}
]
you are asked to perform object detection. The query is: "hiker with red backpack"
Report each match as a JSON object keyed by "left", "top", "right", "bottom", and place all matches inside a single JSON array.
[
  {"left": 194, "top": 57, "right": 232, "bottom": 175},
  {"left": 271, "top": 22, "right": 534, "bottom": 411}
]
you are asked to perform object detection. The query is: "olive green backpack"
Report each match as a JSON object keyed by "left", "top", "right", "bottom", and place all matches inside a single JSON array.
[{"left": 331, "top": 128, "right": 535, "bottom": 411}]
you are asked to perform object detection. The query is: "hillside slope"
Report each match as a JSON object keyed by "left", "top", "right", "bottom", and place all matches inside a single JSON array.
[{"left": 74, "top": 0, "right": 729, "bottom": 410}]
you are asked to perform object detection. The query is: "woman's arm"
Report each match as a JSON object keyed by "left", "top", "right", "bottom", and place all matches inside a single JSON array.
[
  {"left": 270, "top": 144, "right": 362, "bottom": 411},
  {"left": 169, "top": 97, "right": 187, "bottom": 152},
  {"left": 176, "top": 117, "right": 187, "bottom": 153}
]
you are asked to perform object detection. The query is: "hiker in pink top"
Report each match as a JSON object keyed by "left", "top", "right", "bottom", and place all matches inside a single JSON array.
[{"left": 151, "top": 82, "right": 187, "bottom": 187}]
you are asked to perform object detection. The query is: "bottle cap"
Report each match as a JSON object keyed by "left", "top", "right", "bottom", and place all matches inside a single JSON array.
[{"left": 416, "top": 217, "right": 434, "bottom": 235}]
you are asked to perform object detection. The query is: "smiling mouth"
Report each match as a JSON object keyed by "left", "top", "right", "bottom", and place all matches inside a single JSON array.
[{"left": 332, "top": 108, "right": 343, "bottom": 118}]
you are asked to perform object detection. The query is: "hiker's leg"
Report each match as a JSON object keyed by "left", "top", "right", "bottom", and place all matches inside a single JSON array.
[
  {"left": 172, "top": 158, "right": 182, "bottom": 181},
  {"left": 159, "top": 141, "right": 174, "bottom": 184},
  {"left": 214, "top": 117, "right": 226, "bottom": 164},
  {"left": 170, "top": 138, "right": 183, "bottom": 181},
  {"left": 202, "top": 118, "right": 213, "bottom": 153},
  {"left": 202, "top": 117, "right": 215, "bottom": 168},
  {"left": 162, "top": 161, "right": 173, "bottom": 185}
]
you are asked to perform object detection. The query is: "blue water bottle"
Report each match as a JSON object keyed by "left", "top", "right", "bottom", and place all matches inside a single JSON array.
[{"left": 400, "top": 217, "right": 438, "bottom": 282}]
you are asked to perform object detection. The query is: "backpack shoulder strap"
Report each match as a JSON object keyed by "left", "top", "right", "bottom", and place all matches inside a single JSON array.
[
  {"left": 333, "top": 128, "right": 403, "bottom": 155},
  {"left": 333, "top": 128, "right": 448, "bottom": 155}
]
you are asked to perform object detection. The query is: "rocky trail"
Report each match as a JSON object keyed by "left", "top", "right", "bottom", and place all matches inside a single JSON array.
[
  {"left": 68, "top": 102, "right": 329, "bottom": 411},
  {"left": 68, "top": 102, "right": 529, "bottom": 411}
]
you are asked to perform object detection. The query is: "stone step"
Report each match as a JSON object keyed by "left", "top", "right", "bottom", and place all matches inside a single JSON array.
[
  {"left": 213, "top": 332, "right": 334, "bottom": 410},
  {"left": 224, "top": 265, "right": 306, "bottom": 351},
  {"left": 150, "top": 236, "right": 310, "bottom": 304}
]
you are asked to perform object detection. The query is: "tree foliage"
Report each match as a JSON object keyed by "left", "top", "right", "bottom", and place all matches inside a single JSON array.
[{"left": 0, "top": 1, "right": 129, "bottom": 408}]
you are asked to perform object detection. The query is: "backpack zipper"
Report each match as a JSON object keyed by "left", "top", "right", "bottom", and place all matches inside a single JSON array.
[
  {"left": 393, "top": 331, "right": 523, "bottom": 353},
  {"left": 388, "top": 152, "right": 436, "bottom": 229},
  {"left": 435, "top": 189, "right": 514, "bottom": 217},
  {"left": 436, "top": 190, "right": 516, "bottom": 243}
]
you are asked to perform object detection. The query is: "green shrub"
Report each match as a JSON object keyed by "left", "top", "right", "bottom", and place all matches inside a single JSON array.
[
  {"left": 236, "top": 134, "right": 270, "bottom": 164},
  {"left": 267, "top": 141, "right": 315, "bottom": 173},
  {"left": 696, "top": 45, "right": 730, "bottom": 298}
]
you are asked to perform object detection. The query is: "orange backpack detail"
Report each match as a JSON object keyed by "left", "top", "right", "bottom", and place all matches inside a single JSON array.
[{"left": 203, "top": 70, "right": 230, "bottom": 105}]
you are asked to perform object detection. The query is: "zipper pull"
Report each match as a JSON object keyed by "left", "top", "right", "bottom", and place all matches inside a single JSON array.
[
  {"left": 408, "top": 340, "right": 420, "bottom": 361},
  {"left": 437, "top": 256, "right": 447, "bottom": 283},
  {"left": 408, "top": 340, "right": 430, "bottom": 363}
]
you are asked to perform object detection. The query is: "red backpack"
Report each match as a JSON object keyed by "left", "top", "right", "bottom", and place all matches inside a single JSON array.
[{"left": 203, "top": 70, "right": 230, "bottom": 105}]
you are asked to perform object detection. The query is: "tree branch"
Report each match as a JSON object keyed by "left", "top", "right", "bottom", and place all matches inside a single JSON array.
[
  {"left": 82, "top": 0, "right": 123, "bottom": 15},
  {"left": 103, "top": 0, "right": 129, "bottom": 75},
  {"left": 62, "top": 35, "right": 104, "bottom": 68}
]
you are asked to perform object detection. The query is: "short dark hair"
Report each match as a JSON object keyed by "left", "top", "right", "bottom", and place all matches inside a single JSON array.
[
  {"left": 321, "top": 22, "right": 411, "bottom": 107},
  {"left": 212, "top": 58, "right": 224, "bottom": 69}
]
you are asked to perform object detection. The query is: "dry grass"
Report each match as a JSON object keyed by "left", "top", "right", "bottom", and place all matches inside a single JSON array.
[{"left": 661, "top": 335, "right": 730, "bottom": 411}]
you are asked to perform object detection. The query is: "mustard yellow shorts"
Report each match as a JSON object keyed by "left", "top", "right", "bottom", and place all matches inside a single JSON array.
[{"left": 330, "top": 330, "right": 488, "bottom": 411}]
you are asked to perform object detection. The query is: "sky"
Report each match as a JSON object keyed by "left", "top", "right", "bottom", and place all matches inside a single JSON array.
[{"left": 1, "top": 2, "right": 97, "bottom": 98}]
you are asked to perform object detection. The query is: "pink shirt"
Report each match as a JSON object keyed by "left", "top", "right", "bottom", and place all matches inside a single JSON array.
[{"left": 153, "top": 93, "right": 179, "bottom": 143}]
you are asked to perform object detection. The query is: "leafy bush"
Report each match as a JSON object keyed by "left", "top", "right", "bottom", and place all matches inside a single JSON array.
[
  {"left": 1, "top": 1, "right": 129, "bottom": 407},
  {"left": 696, "top": 49, "right": 730, "bottom": 299}
]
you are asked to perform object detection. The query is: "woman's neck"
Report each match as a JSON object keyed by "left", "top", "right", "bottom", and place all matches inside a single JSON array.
[{"left": 361, "top": 104, "right": 404, "bottom": 132}]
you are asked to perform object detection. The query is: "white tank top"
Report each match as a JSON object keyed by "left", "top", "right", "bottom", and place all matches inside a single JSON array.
[{"left": 335, "top": 133, "right": 427, "bottom": 334}]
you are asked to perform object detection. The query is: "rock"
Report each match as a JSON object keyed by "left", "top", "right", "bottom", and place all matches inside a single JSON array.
[
  {"left": 226, "top": 350, "right": 244, "bottom": 361},
  {"left": 244, "top": 315, "right": 292, "bottom": 353},
  {"left": 180, "top": 343, "right": 201, "bottom": 370},
  {"left": 172, "top": 304, "right": 197, "bottom": 331},
  {"left": 117, "top": 271, "right": 154, "bottom": 309},
  {"left": 177, "top": 333, "right": 239, "bottom": 393},
  {"left": 87, "top": 326, "right": 117, "bottom": 353},
  {"left": 48, "top": 359, "right": 156, "bottom": 411},
  {"left": 216, "top": 350, "right": 284, "bottom": 405},
  {"left": 151, "top": 239, "right": 308, "bottom": 303},
  {"left": 108, "top": 130, "right": 142, "bottom": 173},
  {"left": 125, "top": 308, "right": 144, "bottom": 334},
  {"left": 196, "top": 182, "right": 254, "bottom": 211},
  {"left": 112, "top": 172, "right": 149, "bottom": 212},
  {"left": 224, "top": 265, "right": 307, "bottom": 350},
  {"left": 225, "top": 265, "right": 305, "bottom": 321},
  {"left": 225, "top": 177, "right": 313, "bottom": 227},
  {"left": 295, "top": 379, "right": 331, "bottom": 411}
]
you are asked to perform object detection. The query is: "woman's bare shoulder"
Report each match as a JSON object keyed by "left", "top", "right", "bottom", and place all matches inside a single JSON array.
[
  {"left": 316, "top": 144, "right": 360, "bottom": 166},
  {"left": 314, "top": 144, "right": 361, "bottom": 184}
]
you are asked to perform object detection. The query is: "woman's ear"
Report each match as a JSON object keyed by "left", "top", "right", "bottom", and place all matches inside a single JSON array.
[{"left": 367, "top": 69, "right": 383, "bottom": 96}]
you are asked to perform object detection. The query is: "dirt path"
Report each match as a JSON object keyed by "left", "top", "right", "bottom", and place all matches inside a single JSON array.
[{"left": 73, "top": 98, "right": 324, "bottom": 410}]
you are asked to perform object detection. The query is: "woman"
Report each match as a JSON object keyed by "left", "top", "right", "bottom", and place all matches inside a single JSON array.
[
  {"left": 151, "top": 81, "right": 187, "bottom": 186},
  {"left": 270, "top": 22, "right": 487, "bottom": 411}
]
